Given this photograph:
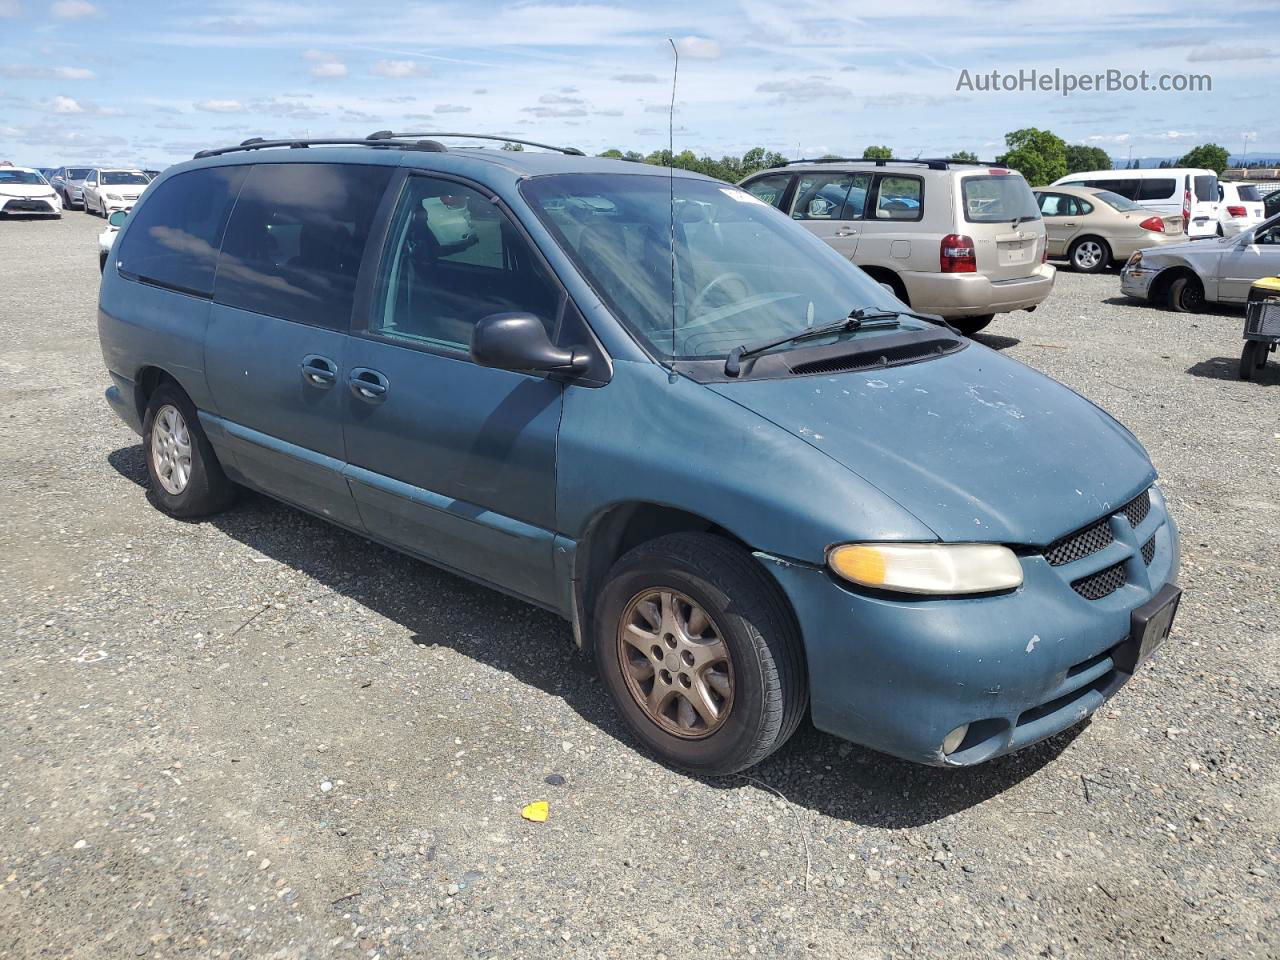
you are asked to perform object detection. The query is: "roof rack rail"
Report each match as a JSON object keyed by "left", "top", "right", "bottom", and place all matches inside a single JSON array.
[
  {"left": 366, "top": 131, "right": 585, "bottom": 155},
  {"left": 192, "top": 131, "right": 585, "bottom": 161},
  {"left": 770, "top": 156, "right": 1010, "bottom": 171}
]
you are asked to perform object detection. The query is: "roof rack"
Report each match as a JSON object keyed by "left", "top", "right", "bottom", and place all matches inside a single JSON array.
[
  {"left": 770, "top": 156, "right": 1008, "bottom": 171},
  {"left": 367, "top": 131, "right": 585, "bottom": 156},
  {"left": 192, "top": 131, "right": 585, "bottom": 161}
]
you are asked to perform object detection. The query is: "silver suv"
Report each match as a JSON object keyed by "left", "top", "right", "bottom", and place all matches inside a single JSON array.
[
  {"left": 740, "top": 158, "right": 1055, "bottom": 334},
  {"left": 49, "top": 166, "right": 94, "bottom": 209}
]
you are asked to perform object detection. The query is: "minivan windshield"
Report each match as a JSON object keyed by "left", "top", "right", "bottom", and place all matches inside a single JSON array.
[
  {"left": 961, "top": 174, "right": 1041, "bottom": 223},
  {"left": 102, "top": 171, "right": 149, "bottom": 185},
  {"left": 1093, "top": 190, "right": 1143, "bottom": 212},
  {"left": 521, "top": 174, "right": 903, "bottom": 360}
]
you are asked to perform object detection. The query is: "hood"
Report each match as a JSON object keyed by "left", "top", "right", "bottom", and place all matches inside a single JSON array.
[
  {"left": 1141, "top": 236, "right": 1232, "bottom": 260},
  {"left": 0, "top": 184, "right": 56, "bottom": 198},
  {"left": 707, "top": 343, "right": 1155, "bottom": 545}
]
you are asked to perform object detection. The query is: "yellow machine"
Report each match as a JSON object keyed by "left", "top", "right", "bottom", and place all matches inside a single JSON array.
[{"left": 1241, "top": 276, "right": 1280, "bottom": 381}]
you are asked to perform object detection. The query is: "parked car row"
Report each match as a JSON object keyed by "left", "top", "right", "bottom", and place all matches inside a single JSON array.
[{"left": 96, "top": 134, "right": 1182, "bottom": 775}]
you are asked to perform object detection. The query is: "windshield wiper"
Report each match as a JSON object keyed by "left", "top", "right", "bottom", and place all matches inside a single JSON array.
[
  {"left": 1010, "top": 214, "right": 1034, "bottom": 228},
  {"left": 724, "top": 308, "right": 905, "bottom": 377}
]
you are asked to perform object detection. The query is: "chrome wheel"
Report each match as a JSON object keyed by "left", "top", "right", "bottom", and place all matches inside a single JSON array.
[
  {"left": 150, "top": 403, "right": 192, "bottom": 495},
  {"left": 617, "top": 588, "right": 734, "bottom": 739},
  {"left": 1073, "top": 240, "right": 1104, "bottom": 270}
]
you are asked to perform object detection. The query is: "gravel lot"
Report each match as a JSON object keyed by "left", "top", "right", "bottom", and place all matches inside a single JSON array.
[{"left": 1, "top": 211, "right": 1277, "bottom": 960}]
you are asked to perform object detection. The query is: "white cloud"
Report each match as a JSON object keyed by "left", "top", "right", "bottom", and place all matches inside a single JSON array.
[
  {"left": 435, "top": 104, "right": 470, "bottom": 113},
  {"left": 371, "top": 59, "right": 427, "bottom": 78},
  {"left": 54, "top": 66, "right": 93, "bottom": 79},
  {"left": 51, "top": 95, "right": 84, "bottom": 113},
  {"left": 0, "top": 0, "right": 23, "bottom": 17},
  {"left": 310, "top": 61, "right": 348, "bottom": 78},
  {"left": 614, "top": 73, "right": 658, "bottom": 83},
  {"left": 304, "top": 49, "right": 347, "bottom": 79},
  {"left": 756, "top": 78, "right": 847, "bottom": 103},
  {"left": 50, "top": 0, "right": 98, "bottom": 18},
  {"left": 195, "top": 99, "right": 246, "bottom": 113},
  {"left": 0, "top": 64, "right": 94, "bottom": 79},
  {"left": 675, "top": 36, "right": 721, "bottom": 60},
  {"left": 522, "top": 105, "right": 587, "bottom": 118},
  {"left": 539, "top": 93, "right": 584, "bottom": 105}
]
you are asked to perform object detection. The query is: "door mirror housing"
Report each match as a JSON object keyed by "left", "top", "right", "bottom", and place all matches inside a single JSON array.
[
  {"left": 107, "top": 210, "right": 128, "bottom": 228},
  {"left": 470, "top": 312, "right": 589, "bottom": 375}
]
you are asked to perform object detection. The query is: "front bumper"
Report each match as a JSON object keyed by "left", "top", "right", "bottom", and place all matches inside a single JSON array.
[
  {"left": 903, "top": 264, "right": 1056, "bottom": 318},
  {"left": 1120, "top": 264, "right": 1156, "bottom": 300},
  {"left": 102, "top": 197, "right": 140, "bottom": 213},
  {"left": 0, "top": 196, "right": 61, "bottom": 216},
  {"left": 760, "top": 488, "right": 1180, "bottom": 766}
]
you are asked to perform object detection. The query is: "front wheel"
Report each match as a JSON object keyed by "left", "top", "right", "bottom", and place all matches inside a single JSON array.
[
  {"left": 142, "top": 384, "right": 237, "bottom": 518},
  {"left": 1166, "top": 275, "right": 1205, "bottom": 313},
  {"left": 594, "top": 533, "right": 807, "bottom": 776},
  {"left": 1069, "top": 237, "right": 1110, "bottom": 273},
  {"left": 950, "top": 314, "right": 993, "bottom": 335}
]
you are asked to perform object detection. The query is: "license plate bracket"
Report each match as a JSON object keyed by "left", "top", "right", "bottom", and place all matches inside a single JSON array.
[{"left": 1114, "top": 583, "right": 1181, "bottom": 674}]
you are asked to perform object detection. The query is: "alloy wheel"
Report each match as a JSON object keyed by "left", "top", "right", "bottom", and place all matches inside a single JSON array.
[
  {"left": 616, "top": 588, "right": 734, "bottom": 739},
  {"left": 1074, "top": 241, "right": 1104, "bottom": 270},
  {"left": 150, "top": 403, "right": 193, "bottom": 495}
]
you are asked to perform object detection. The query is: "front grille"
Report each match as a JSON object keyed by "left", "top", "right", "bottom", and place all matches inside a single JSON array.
[
  {"left": 4, "top": 199, "right": 52, "bottom": 212},
  {"left": 1123, "top": 490, "right": 1151, "bottom": 528},
  {"left": 1071, "top": 560, "right": 1127, "bottom": 600},
  {"left": 1044, "top": 516, "right": 1113, "bottom": 567},
  {"left": 1141, "top": 536, "right": 1156, "bottom": 565}
]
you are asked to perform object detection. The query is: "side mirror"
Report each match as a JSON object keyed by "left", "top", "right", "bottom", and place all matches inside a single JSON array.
[
  {"left": 470, "top": 312, "right": 589, "bottom": 375},
  {"left": 107, "top": 210, "right": 128, "bottom": 228}
]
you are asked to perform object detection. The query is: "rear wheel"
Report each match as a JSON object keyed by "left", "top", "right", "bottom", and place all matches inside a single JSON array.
[
  {"left": 142, "top": 383, "right": 237, "bottom": 518},
  {"left": 594, "top": 532, "right": 807, "bottom": 776},
  {"left": 1069, "top": 237, "right": 1110, "bottom": 273},
  {"left": 1167, "top": 275, "right": 1205, "bottom": 313},
  {"left": 950, "top": 314, "right": 993, "bottom": 335}
]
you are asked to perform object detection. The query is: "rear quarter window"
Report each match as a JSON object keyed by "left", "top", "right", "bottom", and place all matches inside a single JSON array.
[
  {"left": 213, "top": 163, "right": 394, "bottom": 330},
  {"left": 115, "top": 166, "right": 247, "bottom": 297},
  {"left": 873, "top": 175, "right": 923, "bottom": 221}
]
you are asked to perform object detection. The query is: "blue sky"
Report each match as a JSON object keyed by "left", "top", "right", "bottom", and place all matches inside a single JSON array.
[{"left": 1, "top": 0, "right": 1277, "bottom": 169}]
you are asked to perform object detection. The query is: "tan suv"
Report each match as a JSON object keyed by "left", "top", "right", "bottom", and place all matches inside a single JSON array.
[{"left": 739, "top": 158, "right": 1055, "bottom": 334}]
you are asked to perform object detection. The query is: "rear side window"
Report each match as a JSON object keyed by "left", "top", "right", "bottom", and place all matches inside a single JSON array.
[
  {"left": 1235, "top": 184, "right": 1262, "bottom": 202},
  {"left": 215, "top": 163, "right": 394, "bottom": 330},
  {"left": 1194, "top": 175, "right": 1217, "bottom": 202},
  {"left": 115, "top": 166, "right": 246, "bottom": 297},
  {"left": 873, "top": 175, "right": 922, "bottom": 221},
  {"left": 742, "top": 174, "right": 792, "bottom": 210},
  {"left": 961, "top": 174, "right": 1040, "bottom": 223},
  {"left": 1135, "top": 179, "right": 1175, "bottom": 201}
]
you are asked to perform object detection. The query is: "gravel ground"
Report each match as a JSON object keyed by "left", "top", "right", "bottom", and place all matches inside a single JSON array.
[{"left": 1, "top": 212, "right": 1277, "bottom": 960}]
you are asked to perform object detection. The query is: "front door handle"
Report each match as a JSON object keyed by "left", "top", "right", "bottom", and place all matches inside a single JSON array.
[
  {"left": 348, "top": 367, "right": 389, "bottom": 403},
  {"left": 834, "top": 228, "right": 858, "bottom": 237},
  {"left": 300, "top": 354, "right": 337, "bottom": 388}
]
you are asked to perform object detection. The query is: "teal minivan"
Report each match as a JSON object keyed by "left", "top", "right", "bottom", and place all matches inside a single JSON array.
[{"left": 99, "top": 134, "right": 1180, "bottom": 775}]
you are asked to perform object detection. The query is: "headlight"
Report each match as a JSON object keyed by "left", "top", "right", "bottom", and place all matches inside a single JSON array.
[
  {"left": 105, "top": 193, "right": 121, "bottom": 201},
  {"left": 827, "top": 543, "right": 1023, "bottom": 595},
  {"left": 1125, "top": 251, "right": 1142, "bottom": 270}
]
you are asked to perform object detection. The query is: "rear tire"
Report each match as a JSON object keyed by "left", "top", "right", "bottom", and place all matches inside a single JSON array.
[
  {"left": 1167, "top": 275, "right": 1205, "bottom": 313},
  {"left": 950, "top": 314, "right": 994, "bottom": 335},
  {"left": 594, "top": 532, "right": 807, "bottom": 776},
  {"left": 142, "top": 383, "right": 237, "bottom": 518},
  {"left": 1069, "top": 237, "right": 1110, "bottom": 274}
]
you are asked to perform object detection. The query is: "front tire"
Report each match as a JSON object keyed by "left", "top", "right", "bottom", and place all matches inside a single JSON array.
[
  {"left": 142, "top": 383, "right": 237, "bottom": 518},
  {"left": 1167, "top": 275, "right": 1205, "bottom": 313},
  {"left": 1069, "top": 237, "right": 1110, "bottom": 273},
  {"left": 950, "top": 314, "right": 994, "bottom": 335},
  {"left": 594, "top": 533, "right": 807, "bottom": 776}
]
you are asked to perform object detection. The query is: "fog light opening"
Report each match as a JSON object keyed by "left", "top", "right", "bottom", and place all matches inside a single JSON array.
[{"left": 942, "top": 724, "right": 970, "bottom": 755}]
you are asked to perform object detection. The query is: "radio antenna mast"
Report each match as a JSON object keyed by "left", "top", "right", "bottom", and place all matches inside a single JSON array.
[{"left": 667, "top": 37, "right": 678, "bottom": 363}]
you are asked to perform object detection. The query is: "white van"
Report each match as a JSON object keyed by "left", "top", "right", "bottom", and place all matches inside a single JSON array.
[{"left": 1052, "top": 168, "right": 1220, "bottom": 239}]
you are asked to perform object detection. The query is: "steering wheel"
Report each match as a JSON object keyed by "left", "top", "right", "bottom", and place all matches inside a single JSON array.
[{"left": 688, "top": 271, "right": 751, "bottom": 319}]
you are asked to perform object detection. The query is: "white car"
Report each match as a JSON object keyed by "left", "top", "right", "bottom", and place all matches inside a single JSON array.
[
  {"left": 0, "top": 165, "right": 63, "bottom": 218},
  {"left": 1216, "top": 181, "right": 1267, "bottom": 238},
  {"left": 81, "top": 168, "right": 150, "bottom": 216},
  {"left": 1053, "top": 168, "right": 1221, "bottom": 239},
  {"left": 98, "top": 210, "right": 128, "bottom": 272},
  {"left": 1121, "top": 212, "right": 1280, "bottom": 311}
]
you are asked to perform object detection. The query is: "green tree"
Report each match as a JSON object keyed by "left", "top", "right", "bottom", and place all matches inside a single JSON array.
[
  {"left": 598, "top": 148, "right": 624, "bottom": 159},
  {"left": 1176, "top": 143, "right": 1230, "bottom": 174},
  {"left": 500, "top": 141, "right": 524, "bottom": 151},
  {"left": 1064, "top": 144, "right": 1111, "bottom": 175},
  {"left": 862, "top": 145, "right": 892, "bottom": 160},
  {"left": 995, "top": 127, "right": 1067, "bottom": 186},
  {"left": 948, "top": 150, "right": 979, "bottom": 163}
]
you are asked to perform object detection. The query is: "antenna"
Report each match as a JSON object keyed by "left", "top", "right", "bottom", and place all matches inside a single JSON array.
[{"left": 666, "top": 37, "right": 678, "bottom": 364}]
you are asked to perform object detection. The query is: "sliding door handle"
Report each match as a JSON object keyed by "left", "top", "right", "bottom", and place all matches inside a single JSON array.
[
  {"left": 301, "top": 354, "right": 337, "bottom": 388},
  {"left": 349, "top": 367, "right": 389, "bottom": 402}
]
